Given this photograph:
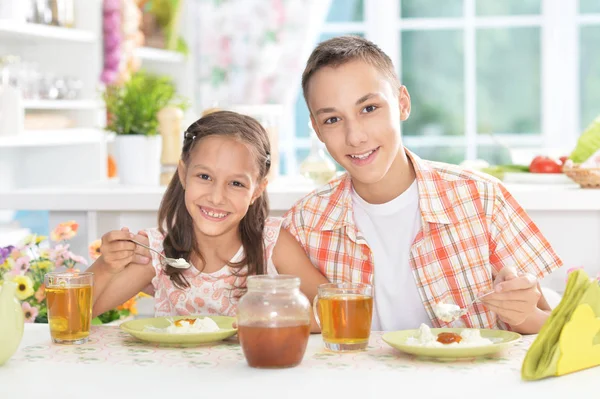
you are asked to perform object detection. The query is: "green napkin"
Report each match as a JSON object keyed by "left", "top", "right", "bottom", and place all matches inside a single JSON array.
[{"left": 522, "top": 270, "right": 600, "bottom": 380}]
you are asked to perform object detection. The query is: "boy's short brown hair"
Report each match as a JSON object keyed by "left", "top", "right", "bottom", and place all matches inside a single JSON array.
[{"left": 301, "top": 35, "right": 402, "bottom": 103}]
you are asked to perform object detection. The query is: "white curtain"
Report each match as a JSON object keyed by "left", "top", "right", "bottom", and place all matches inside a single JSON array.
[{"left": 194, "top": 0, "right": 331, "bottom": 110}]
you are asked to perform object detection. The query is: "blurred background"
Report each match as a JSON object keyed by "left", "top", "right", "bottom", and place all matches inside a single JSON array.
[{"left": 0, "top": 0, "right": 599, "bottom": 240}]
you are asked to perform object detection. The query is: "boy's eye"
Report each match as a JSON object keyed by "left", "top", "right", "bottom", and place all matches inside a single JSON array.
[
  {"left": 362, "top": 105, "right": 377, "bottom": 113},
  {"left": 324, "top": 116, "right": 340, "bottom": 125}
]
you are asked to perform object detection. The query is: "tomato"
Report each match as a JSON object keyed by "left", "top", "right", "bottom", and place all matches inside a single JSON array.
[{"left": 529, "top": 156, "right": 563, "bottom": 174}]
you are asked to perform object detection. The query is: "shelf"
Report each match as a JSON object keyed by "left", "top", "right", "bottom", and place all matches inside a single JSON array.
[
  {"left": 0, "top": 21, "right": 97, "bottom": 43},
  {"left": 0, "top": 129, "right": 114, "bottom": 148},
  {"left": 23, "top": 100, "right": 103, "bottom": 110},
  {"left": 135, "top": 47, "right": 186, "bottom": 63}
]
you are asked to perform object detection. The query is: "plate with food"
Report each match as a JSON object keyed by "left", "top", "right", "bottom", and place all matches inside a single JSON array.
[
  {"left": 120, "top": 315, "right": 237, "bottom": 344},
  {"left": 382, "top": 324, "right": 521, "bottom": 360}
]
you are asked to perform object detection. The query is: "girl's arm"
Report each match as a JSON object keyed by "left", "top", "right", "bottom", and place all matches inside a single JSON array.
[
  {"left": 90, "top": 260, "right": 156, "bottom": 318},
  {"left": 272, "top": 228, "right": 329, "bottom": 333}
]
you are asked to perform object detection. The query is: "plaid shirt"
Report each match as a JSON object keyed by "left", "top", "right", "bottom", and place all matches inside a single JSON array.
[{"left": 283, "top": 150, "right": 563, "bottom": 330}]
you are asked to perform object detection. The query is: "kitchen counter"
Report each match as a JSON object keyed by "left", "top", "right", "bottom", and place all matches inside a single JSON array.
[
  {"left": 1, "top": 178, "right": 600, "bottom": 212},
  {"left": 1, "top": 177, "right": 599, "bottom": 292}
]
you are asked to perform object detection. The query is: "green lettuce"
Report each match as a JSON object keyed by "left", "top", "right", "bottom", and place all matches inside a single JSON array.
[{"left": 570, "top": 116, "right": 600, "bottom": 164}]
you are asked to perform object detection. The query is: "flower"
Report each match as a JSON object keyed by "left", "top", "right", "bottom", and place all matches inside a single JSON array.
[
  {"left": 1, "top": 221, "right": 144, "bottom": 326},
  {"left": 30, "top": 260, "right": 53, "bottom": 272},
  {"left": 67, "top": 252, "right": 88, "bottom": 266},
  {"left": 34, "top": 284, "right": 45, "bottom": 302},
  {"left": 117, "top": 296, "right": 138, "bottom": 315},
  {"left": 0, "top": 245, "right": 14, "bottom": 264},
  {"left": 14, "top": 256, "right": 31, "bottom": 275},
  {"left": 50, "top": 221, "right": 79, "bottom": 242},
  {"left": 13, "top": 275, "right": 34, "bottom": 300},
  {"left": 89, "top": 239, "right": 102, "bottom": 260},
  {"left": 22, "top": 302, "right": 39, "bottom": 323},
  {"left": 23, "top": 235, "right": 47, "bottom": 246},
  {"left": 1, "top": 256, "right": 14, "bottom": 272}
]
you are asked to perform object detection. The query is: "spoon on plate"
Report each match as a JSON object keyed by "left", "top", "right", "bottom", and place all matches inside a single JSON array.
[
  {"left": 129, "top": 239, "right": 192, "bottom": 269},
  {"left": 433, "top": 291, "right": 495, "bottom": 322}
]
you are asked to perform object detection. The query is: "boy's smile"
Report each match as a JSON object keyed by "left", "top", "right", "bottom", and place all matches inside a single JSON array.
[
  {"left": 306, "top": 59, "right": 414, "bottom": 204},
  {"left": 347, "top": 146, "right": 381, "bottom": 166}
]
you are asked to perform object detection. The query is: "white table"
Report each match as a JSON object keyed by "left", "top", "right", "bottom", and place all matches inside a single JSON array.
[{"left": 1, "top": 324, "right": 597, "bottom": 399}]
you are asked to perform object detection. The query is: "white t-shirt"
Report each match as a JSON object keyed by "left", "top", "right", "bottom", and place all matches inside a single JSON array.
[{"left": 351, "top": 179, "right": 431, "bottom": 331}]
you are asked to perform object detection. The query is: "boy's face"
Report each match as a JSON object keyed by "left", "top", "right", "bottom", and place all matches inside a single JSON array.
[{"left": 306, "top": 59, "right": 411, "bottom": 185}]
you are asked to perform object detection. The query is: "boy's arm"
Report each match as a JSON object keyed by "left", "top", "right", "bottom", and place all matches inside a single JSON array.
[{"left": 481, "top": 183, "right": 563, "bottom": 334}]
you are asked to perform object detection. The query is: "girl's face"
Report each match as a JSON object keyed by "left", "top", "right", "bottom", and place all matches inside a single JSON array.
[{"left": 178, "top": 135, "right": 266, "bottom": 241}]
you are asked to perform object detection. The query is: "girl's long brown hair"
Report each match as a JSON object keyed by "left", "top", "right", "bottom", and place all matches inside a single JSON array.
[{"left": 157, "top": 110, "right": 271, "bottom": 291}]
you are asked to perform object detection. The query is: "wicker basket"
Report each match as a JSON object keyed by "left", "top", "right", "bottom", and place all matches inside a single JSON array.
[{"left": 563, "top": 165, "right": 600, "bottom": 188}]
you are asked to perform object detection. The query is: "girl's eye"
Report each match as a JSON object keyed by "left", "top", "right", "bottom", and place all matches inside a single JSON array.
[
  {"left": 362, "top": 105, "right": 377, "bottom": 113},
  {"left": 231, "top": 181, "right": 245, "bottom": 188},
  {"left": 324, "top": 116, "right": 340, "bottom": 125},
  {"left": 198, "top": 174, "right": 211, "bottom": 180}
]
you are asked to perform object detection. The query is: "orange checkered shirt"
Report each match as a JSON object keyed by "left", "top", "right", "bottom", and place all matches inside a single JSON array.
[{"left": 283, "top": 150, "right": 563, "bottom": 330}]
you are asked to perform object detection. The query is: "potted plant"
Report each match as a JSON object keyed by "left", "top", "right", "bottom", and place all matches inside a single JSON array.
[{"left": 103, "top": 70, "right": 187, "bottom": 186}]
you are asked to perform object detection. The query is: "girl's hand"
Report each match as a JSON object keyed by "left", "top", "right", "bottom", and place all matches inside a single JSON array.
[
  {"left": 99, "top": 227, "right": 151, "bottom": 274},
  {"left": 481, "top": 267, "right": 541, "bottom": 326}
]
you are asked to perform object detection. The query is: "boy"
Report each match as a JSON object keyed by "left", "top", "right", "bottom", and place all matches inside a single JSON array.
[{"left": 283, "top": 36, "right": 562, "bottom": 334}]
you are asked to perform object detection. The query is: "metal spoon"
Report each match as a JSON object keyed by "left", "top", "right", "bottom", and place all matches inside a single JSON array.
[
  {"left": 434, "top": 291, "right": 495, "bottom": 322},
  {"left": 129, "top": 239, "right": 192, "bottom": 269}
]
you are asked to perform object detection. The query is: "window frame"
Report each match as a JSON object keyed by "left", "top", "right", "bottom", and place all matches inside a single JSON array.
[{"left": 283, "top": 0, "right": 598, "bottom": 174}]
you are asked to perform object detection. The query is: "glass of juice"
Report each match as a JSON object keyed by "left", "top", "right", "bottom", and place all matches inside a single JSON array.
[
  {"left": 313, "top": 282, "right": 373, "bottom": 352},
  {"left": 44, "top": 271, "right": 93, "bottom": 344}
]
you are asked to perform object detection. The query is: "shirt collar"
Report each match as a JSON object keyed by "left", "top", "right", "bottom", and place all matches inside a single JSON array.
[{"left": 314, "top": 148, "right": 458, "bottom": 232}]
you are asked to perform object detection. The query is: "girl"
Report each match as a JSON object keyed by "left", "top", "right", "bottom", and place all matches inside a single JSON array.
[{"left": 88, "top": 111, "right": 328, "bottom": 330}]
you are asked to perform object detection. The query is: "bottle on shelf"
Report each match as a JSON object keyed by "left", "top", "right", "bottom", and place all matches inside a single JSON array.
[
  {"left": 299, "top": 119, "right": 337, "bottom": 185},
  {"left": 158, "top": 105, "right": 184, "bottom": 185}
]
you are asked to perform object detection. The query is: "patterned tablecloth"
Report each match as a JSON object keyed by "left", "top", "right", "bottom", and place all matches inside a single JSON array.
[
  {"left": 12, "top": 325, "right": 534, "bottom": 373},
  {"left": 3, "top": 325, "right": 597, "bottom": 399}
]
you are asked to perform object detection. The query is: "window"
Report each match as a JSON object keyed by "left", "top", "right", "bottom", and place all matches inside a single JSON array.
[{"left": 283, "top": 0, "right": 600, "bottom": 174}]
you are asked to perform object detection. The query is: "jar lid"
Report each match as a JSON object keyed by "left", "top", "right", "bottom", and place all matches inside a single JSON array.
[{"left": 247, "top": 275, "right": 300, "bottom": 291}]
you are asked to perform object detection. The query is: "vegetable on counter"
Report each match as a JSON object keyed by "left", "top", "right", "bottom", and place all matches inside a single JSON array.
[{"left": 570, "top": 117, "right": 600, "bottom": 164}]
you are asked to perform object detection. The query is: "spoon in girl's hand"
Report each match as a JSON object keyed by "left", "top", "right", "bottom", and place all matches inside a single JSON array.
[
  {"left": 433, "top": 291, "right": 495, "bottom": 323},
  {"left": 129, "top": 239, "right": 192, "bottom": 269}
]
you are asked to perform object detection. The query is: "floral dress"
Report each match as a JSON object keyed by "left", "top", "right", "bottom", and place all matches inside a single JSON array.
[{"left": 146, "top": 217, "right": 282, "bottom": 317}]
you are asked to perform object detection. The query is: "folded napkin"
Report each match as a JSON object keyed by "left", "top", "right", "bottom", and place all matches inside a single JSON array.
[{"left": 522, "top": 269, "right": 600, "bottom": 381}]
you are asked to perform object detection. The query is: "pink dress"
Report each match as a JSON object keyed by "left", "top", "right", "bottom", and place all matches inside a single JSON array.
[{"left": 146, "top": 217, "right": 283, "bottom": 317}]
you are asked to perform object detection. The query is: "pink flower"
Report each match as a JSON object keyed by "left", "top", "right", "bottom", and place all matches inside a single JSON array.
[
  {"left": 22, "top": 302, "right": 38, "bottom": 323},
  {"left": 15, "top": 256, "right": 31, "bottom": 273},
  {"left": 50, "top": 244, "right": 70, "bottom": 267},
  {"left": 67, "top": 252, "right": 88, "bottom": 266},
  {"left": 50, "top": 221, "right": 79, "bottom": 242}
]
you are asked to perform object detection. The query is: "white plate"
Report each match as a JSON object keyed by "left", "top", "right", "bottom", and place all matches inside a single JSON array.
[{"left": 502, "top": 172, "right": 573, "bottom": 185}]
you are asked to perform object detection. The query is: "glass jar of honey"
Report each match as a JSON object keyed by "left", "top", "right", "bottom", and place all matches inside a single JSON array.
[{"left": 237, "top": 275, "right": 311, "bottom": 368}]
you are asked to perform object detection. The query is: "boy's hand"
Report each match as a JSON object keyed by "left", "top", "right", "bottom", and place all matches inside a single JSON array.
[
  {"left": 99, "top": 227, "right": 151, "bottom": 274},
  {"left": 480, "top": 266, "right": 541, "bottom": 326}
]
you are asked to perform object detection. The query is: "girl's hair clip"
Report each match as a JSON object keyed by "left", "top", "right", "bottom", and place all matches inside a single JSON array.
[
  {"left": 184, "top": 131, "right": 196, "bottom": 141},
  {"left": 266, "top": 152, "right": 271, "bottom": 167}
]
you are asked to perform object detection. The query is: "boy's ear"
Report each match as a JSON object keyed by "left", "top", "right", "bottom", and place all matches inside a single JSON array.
[
  {"left": 310, "top": 115, "right": 324, "bottom": 142},
  {"left": 399, "top": 85, "right": 411, "bottom": 121},
  {"left": 177, "top": 160, "right": 186, "bottom": 189}
]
